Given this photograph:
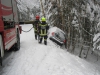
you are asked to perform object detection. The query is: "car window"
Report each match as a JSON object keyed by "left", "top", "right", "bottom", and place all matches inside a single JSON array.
[
  {"left": 55, "top": 29, "right": 65, "bottom": 40},
  {"left": 58, "top": 31, "right": 65, "bottom": 39},
  {"left": 55, "top": 32, "right": 60, "bottom": 40},
  {"left": 55, "top": 33, "right": 59, "bottom": 37}
]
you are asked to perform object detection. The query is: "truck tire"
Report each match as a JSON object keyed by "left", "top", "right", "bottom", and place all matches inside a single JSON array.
[
  {"left": 0, "top": 56, "right": 2, "bottom": 66},
  {"left": 0, "top": 35, "right": 4, "bottom": 66},
  {"left": 15, "top": 29, "right": 20, "bottom": 51},
  {"left": 0, "top": 48, "right": 2, "bottom": 66}
]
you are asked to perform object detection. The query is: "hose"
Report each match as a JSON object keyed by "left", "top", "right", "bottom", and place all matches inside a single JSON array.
[{"left": 22, "top": 27, "right": 33, "bottom": 32}]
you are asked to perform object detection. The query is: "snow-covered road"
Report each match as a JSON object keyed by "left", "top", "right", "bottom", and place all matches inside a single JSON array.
[{"left": 0, "top": 24, "right": 100, "bottom": 75}]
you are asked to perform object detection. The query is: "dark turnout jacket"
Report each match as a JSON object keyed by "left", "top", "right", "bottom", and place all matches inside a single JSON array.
[{"left": 38, "top": 21, "right": 49, "bottom": 36}]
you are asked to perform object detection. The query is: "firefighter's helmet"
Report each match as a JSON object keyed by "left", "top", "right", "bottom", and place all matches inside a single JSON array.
[
  {"left": 36, "top": 16, "right": 40, "bottom": 20},
  {"left": 41, "top": 17, "right": 46, "bottom": 21}
]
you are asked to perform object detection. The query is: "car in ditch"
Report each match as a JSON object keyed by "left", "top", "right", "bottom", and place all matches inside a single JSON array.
[{"left": 48, "top": 27, "right": 67, "bottom": 46}]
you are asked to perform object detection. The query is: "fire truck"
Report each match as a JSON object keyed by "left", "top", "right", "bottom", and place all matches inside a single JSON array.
[{"left": 0, "top": 0, "right": 22, "bottom": 65}]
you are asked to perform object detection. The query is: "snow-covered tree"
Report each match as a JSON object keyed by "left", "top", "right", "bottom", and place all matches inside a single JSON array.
[
  {"left": 17, "top": 0, "right": 40, "bottom": 21},
  {"left": 43, "top": 0, "right": 100, "bottom": 55}
]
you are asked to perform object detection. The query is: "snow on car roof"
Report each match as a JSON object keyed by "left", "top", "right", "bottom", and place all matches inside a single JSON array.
[
  {"left": 48, "top": 26, "right": 65, "bottom": 37},
  {"left": 49, "top": 26, "right": 65, "bottom": 33}
]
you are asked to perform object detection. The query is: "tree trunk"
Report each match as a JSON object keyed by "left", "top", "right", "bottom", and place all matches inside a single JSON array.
[{"left": 40, "top": 0, "right": 45, "bottom": 17}]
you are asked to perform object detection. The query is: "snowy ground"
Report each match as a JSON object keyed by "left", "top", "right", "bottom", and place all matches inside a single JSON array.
[{"left": 0, "top": 24, "right": 100, "bottom": 75}]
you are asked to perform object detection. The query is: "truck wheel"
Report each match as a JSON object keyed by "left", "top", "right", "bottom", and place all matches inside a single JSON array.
[
  {"left": 0, "top": 56, "right": 2, "bottom": 66},
  {"left": 0, "top": 47, "right": 2, "bottom": 66},
  {"left": 15, "top": 30, "right": 20, "bottom": 51},
  {"left": 0, "top": 35, "right": 3, "bottom": 66}
]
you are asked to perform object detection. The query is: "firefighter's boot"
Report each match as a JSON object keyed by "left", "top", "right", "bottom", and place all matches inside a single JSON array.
[
  {"left": 44, "top": 41, "right": 47, "bottom": 45},
  {"left": 35, "top": 35, "right": 37, "bottom": 40},
  {"left": 39, "top": 37, "right": 42, "bottom": 43}
]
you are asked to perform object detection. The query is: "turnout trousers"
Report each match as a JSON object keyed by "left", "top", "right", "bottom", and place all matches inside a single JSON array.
[{"left": 39, "top": 35, "right": 48, "bottom": 45}]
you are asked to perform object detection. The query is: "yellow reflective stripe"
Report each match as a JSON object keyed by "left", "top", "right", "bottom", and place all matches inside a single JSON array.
[
  {"left": 40, "top": 34, "right": 47, "bottom": 36},
  {"left": 41, "top": 25, "right": 46, "bottom": 26},
  {"left": 40, "top": 24, "right": 47, "bottom": 26},
  {"left": 40, "top": 29, "right": 46, "bottom": 35},
  {"left": 44, "top": 39, "right": 47, "bottom": 41},
  {"left": 41, "top": 30, "right": 42, "bottom": 34},
  {"left": 44, "top": 29, "right": 46, "bottom": 34},
  {"left": 40, "top": 24, "right": 47, "bottom": 36}
]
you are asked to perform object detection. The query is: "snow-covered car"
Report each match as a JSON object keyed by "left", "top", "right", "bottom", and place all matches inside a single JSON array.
[{"left": 48, "top": 27, "right": 66, "bottom": 46}]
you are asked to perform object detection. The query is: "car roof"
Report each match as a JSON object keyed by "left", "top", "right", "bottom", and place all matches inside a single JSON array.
[
  {"left": 49, "top": 27, "right": 65, "bottom": 34},
  {"left": 48, "top": 27, "right": 66, "bottom": 37}
]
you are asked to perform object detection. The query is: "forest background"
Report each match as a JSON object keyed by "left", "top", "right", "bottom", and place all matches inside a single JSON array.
[{"left": 17, "top": 0, "right": 100, "bottom": 61}]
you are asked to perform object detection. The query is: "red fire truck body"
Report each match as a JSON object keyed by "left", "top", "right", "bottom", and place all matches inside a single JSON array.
[{"left": 0, "top": 0, "right": 22, "bottom": 65}]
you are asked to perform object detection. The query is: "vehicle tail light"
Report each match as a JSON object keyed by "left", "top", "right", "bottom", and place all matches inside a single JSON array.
[
  {"left": 52, "top": 32, "right": 55, "bottom": 36},
  {"left": 64, "top": 40, "right": 66, "bottom": 43}
]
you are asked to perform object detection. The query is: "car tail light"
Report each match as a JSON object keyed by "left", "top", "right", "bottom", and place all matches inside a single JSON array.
[
  {"left": 52, "top": 32, "right": 55, "bottom": 36},
  {"left": 64, "top": 40, "right": 66, "bottom": 43}
]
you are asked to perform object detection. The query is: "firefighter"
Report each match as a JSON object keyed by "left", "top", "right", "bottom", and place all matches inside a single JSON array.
[
  {"left": 38, "top": 17, "right": 49, "bottom": 45},
  {"left": 33, "top": 16, "right": 41, "bottom": 40}
]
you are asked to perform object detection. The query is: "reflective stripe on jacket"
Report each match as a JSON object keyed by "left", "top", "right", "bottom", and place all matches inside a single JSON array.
[
  {"left": 39, "top": 24, "right": 47, "bottom": 36},
  {"left": 33, "top": 21, "right": 40, "bottom": 32}
]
